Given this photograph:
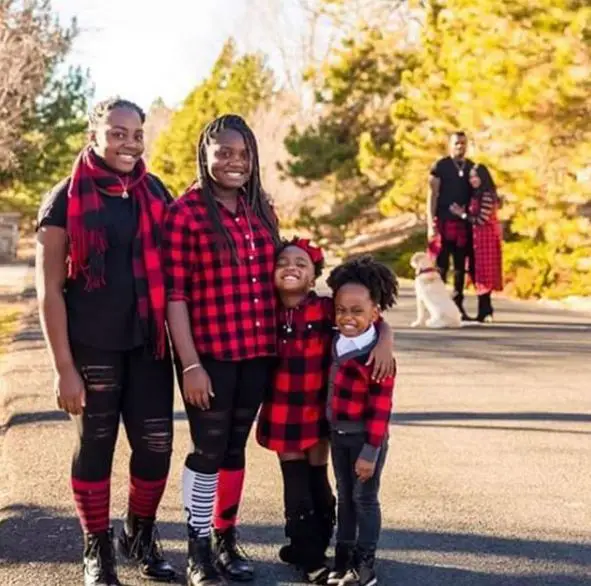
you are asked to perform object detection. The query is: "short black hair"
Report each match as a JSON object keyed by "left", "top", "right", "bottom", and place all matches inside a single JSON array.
[
  {"left": 197, "top": 114, "right": 280, "bottom": 262},
  {"left": 278, "top": 237, "right": 325, "bottom": 278},
  {"left": 327, "top": 255, "right": 398, "bottom": 309},
  {"left": 450, "top": 130, "right": 467, "bottom": 140},
  {"left": 88, "top": 97, "right": 146, "bottom": 130}
]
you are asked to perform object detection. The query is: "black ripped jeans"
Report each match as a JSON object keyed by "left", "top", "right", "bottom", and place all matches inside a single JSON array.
[
  {"left": 70, "top": 343, "right": 174, "bottom": 532},
  {"left": 182, "top": 356, "right": 271, "bottom": 474}
]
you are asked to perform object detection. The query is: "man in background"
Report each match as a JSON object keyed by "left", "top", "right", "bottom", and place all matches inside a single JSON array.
[{"left": 428, "top": 131, "right": 474, "bottom": 320}]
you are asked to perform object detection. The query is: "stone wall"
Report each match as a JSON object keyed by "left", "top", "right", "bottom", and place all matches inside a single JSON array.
[{"left": 0, "top": 213, "right": 20, "bottom": 262}]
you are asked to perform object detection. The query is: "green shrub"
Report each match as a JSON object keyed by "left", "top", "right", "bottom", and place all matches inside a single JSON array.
[{"left": 503, "top": 240, "right": 591, "bottom": 299}]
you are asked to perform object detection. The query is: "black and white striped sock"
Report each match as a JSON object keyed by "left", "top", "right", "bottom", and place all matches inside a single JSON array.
[{"left": 182, "top": 466, "right": 218, "bottom": 537}]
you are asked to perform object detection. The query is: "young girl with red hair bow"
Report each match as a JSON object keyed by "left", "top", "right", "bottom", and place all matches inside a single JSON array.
[{"left": 257, "top": 238, "right": 394, "bottom": 584}]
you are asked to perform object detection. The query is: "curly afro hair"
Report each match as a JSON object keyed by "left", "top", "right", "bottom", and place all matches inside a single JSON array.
[{"left": 327, "top": 255, "right": 398, "bottom": 309}]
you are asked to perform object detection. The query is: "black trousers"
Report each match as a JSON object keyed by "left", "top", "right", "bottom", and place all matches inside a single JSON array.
[
  {"left": 436, "top": 237, "right": 472, "bottom": 301},
  {"left": 181, "top": 356, "right": 273, "bottom": 474},
  {"left": 71, "top": 343, "right": 174, "bottom": 482},
  {"left": 330, "top": 432, "right": 388, "bottom": 554}
]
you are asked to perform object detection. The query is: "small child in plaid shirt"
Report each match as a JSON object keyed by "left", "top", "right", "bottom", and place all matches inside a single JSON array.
[
  {"left": 257, "top": 239, "right": 395, "bottom": 584},
  {"left": 325, "top": 256, "right": 398, "bottom": 586}
]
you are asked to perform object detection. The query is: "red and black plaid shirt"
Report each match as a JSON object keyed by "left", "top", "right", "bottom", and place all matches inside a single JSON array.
[
  {"left": 257, "top": 292, "right": 334, "bottom": 453},
  {"left": 162, "top": 187, "right": 277, "bottom": 361},
  {"left": 329, "top": 343, "right": 394, "bottom": 450}
]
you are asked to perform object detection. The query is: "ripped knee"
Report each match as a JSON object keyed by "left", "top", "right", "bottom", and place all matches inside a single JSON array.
[
  {"left": 81, "top": 365, "right": 120, "bottom": 393},
  {"left": 187, "top": 410, "right": 230, "bottom": 472},
  {"left": 141, "top": 417, "right": 173, "bottom": 455},
  {"left": 81, "top": 409, "right": 119, "bottom": 443}
]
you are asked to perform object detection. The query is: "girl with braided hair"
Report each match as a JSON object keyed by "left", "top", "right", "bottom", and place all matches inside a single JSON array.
[
  {"left": 36, "top": 97, "right": 176, "bottom": 586},
  {"left": 325, "top": 256, "right": 398, "bottom": 586},
  {"left": 255, "top": 239, "right": 394, "bottom": 584},
  {"left": 163, "top": 114, "right": 280, "bottom": 585}
]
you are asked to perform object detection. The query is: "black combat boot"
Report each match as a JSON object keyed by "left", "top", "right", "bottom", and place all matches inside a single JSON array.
[
  {"left": 187, "top": 529, "right": 225, "bottom": 586},
  {"left": 117, "top": 513, "right": 176, "bottom": 582},
  {"left": 83, "top": 529, "right": 121, "bottom": 586},
  {"left": 213, "top": 526, "right": 254, "bottom": 582}
]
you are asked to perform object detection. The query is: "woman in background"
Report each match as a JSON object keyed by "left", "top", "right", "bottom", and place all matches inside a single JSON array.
[{"left": 450, "top": 163, "right": 503, "bottom": 322}]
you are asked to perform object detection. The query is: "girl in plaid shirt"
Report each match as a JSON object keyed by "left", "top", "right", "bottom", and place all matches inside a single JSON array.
[
  {"left": 257, "top": 239, "right": 394, "bottom": 584},
  {"left": 163, "top": 115, "right": 281, "bottom": 586},
  {"left": 326, "top": 256, "right": 398, "bottom": 586}
]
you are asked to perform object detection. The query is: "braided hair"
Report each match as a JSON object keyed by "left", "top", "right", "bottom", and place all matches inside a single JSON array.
[
  {"left": 327, "top": 255, "right": 398, "bottom": 310},
  {"left": 196, "top": 114, "right": 280, "bottom": 261},
  {"left": 88, "top": 97, "right": 145, "bottom": 130}
]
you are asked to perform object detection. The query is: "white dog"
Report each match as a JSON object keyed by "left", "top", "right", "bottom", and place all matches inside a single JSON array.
[{"left": 409, "top": 252, "right": 462, "bottom": 328}]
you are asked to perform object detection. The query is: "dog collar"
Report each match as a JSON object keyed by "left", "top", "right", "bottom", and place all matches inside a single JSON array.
[{"left": 417, "top": 267, "right": 439, "bottom": 276}]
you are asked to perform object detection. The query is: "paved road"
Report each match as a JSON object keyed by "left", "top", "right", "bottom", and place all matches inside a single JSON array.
[
  {"left": 0, "top": 263, "right": 34, "bottom": 296},
  {"left": 1, "top": 287, "right": 590, "bottom": 585}
]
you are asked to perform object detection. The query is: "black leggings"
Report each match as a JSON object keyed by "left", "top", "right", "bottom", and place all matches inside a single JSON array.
[
  {"left": 182, "top": 356, "right": 272, "bottom": 474},
  {"left": 71, "top": 343, "right": 174, "bottom": 482}
]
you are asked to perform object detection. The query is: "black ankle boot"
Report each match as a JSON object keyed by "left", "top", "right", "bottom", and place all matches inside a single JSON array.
[
  {"left": 282, "top": 510, "right": 329, "bottom": 584},
  {"left": 476, "top": 293, "right": 494, "bottom": 323},
  {"left": 213, "top": 526, "right": 254, "bottom": 582},
  {"left": 280, "top": 497, "right": 335, "bottom": 569},
  {"left": 187, "top": 530, "right": 225, "bottom": 586},
  {"left": 118, "top": 514, "right": 176, "bottom": 582},
  {"left": 83, "top": 529, "right": 121, "bottom": 586},
  {"left": 278, "top": 511, "right": 311, "bottom": 566}
]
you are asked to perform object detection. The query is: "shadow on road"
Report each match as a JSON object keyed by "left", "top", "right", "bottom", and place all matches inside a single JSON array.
[
  {"left": 390, "top": 411, "right": 591, "bottom": 435},
  {"left": 4, "top": 409, "right": 590, "bottom": 438},
  {"left": 1, "top": 504, "right": 589, "bottom": 585}
]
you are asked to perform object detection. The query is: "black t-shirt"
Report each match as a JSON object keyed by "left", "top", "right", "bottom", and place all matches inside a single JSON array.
[
  {"left": 37, "top": 175, "right": 169, "bottom": 351},
  {"left": 430, "top": 156, "right": 474, "bottom": 221}
]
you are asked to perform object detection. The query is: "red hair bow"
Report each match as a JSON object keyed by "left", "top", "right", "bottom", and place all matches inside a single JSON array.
[{"left": 291, "top": 237, "right": 324, "bottom": 264}]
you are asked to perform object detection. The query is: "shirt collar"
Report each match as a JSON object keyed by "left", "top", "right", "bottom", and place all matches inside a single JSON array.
[{"left": 336, "top": 323, "right": 377, "bottom": 356}]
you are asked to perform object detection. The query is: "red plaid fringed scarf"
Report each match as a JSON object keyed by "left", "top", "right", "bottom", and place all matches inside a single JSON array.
[{"left": 66, "top": 147, "right": 167, "bottom": 358}]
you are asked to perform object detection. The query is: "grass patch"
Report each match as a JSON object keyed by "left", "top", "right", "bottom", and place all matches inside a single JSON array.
[{"left": 0, "top": 303, "right": 23, "bottom": 354}]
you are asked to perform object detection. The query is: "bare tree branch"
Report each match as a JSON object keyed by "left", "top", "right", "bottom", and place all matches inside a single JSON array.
[{"left": 0, "top": 0, "right": 73, "bottom": 173}]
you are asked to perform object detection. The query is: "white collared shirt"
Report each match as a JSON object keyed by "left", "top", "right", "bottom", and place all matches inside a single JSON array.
[{"left": 336, "top": 323, "right": 377, "bottom": 357}]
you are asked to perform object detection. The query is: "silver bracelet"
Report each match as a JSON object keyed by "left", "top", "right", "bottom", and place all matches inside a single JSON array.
[{"left": 182, "top": 363, "right": 202, "bottom": 374}]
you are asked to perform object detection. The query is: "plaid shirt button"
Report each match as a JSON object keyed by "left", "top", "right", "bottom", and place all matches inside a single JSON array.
[
  {"left": 257, "top": 292, "right": 334, "bottom": 453},
  {"left": 162, "top": 188, "right": 277, "bottom": 361}
]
